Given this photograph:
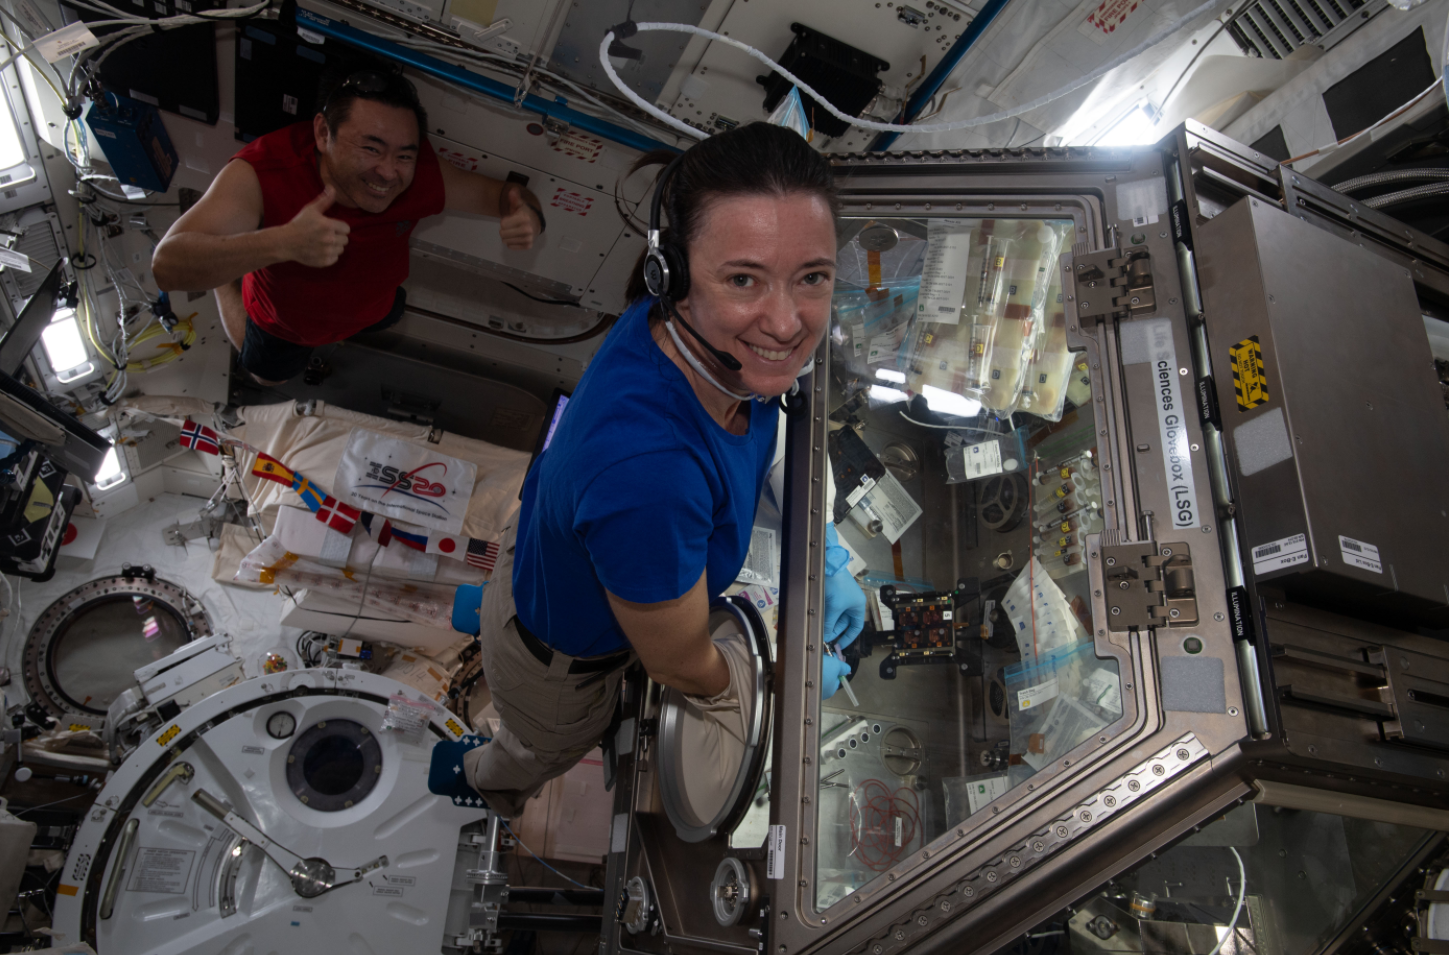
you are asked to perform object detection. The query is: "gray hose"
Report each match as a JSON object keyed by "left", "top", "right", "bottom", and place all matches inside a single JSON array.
[
  {"left": 1335, "top": 168, "right": 1449, "bottom": 194},
  {"left": 1364, "top": 181, "right": 1449, "bottom": 209}
]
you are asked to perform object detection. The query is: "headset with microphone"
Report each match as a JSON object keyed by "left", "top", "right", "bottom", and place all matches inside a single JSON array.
[{"left": 642, "top": 152, "right": 743, "bottom": 372}]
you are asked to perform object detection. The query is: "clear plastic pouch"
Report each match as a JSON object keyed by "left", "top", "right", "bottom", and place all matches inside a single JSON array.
[{"left": 1003, "top": 641, "right": 1120, "bottom": 776}]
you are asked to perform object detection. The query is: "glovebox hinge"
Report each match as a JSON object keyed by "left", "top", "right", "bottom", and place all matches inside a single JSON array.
[
  {"left": 1101, "top": 541, "right": 1197, "bottom": 630},
  {"left": 1073, "top": 244, "right": 1155, "bottom": 322}
]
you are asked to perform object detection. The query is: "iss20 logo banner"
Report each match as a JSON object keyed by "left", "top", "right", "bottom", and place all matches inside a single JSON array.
[{"left": 335, "top": 429, "right": 476, "bottom": 535}]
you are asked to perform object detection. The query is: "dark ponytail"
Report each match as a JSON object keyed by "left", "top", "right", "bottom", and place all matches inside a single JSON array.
[{"left": 624, "top": 123, "right": 839, "bottom": 306}]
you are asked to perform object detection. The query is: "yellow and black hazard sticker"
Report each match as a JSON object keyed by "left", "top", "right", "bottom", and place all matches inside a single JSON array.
[
  {"left": 156, "top": 724, "right": 180, "bottom": 747},
  {"left": 1229, "top": 335, "right": 1270, "bottom": 411}
]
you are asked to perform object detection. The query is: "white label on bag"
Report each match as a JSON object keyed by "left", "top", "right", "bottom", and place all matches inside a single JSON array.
[
  {"left": 35, "top": 21, "right": 99, "bottom": 62},
  {"left": 959, "top": 440, "right": 1004, "bottom": 480},
  {"left": 1339, "top": 535, "right": 1382, "bottom": 574},
  {"left": 1017, "top": 677, "right": 1059, "bottom": 711},
  {"left": 767, "top": 825, "right": 786, "bottom": 879},
  {"left": 918, "top": 219, "right": 972, "bottom": 324},
  {"left": 1251, "top": 532, "right": 1309, "bottom": 575}
]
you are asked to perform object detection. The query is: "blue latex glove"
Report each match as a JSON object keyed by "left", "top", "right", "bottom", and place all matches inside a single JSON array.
[
  {"left": 822, "top": 652, "right": 851, "bottom": 701},
  {"left": 823, "top": 523, "right": 866, "bottom": 650}
]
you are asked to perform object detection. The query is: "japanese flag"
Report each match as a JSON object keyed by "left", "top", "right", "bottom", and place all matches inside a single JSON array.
[{"left": 426, "top": 532, "right": 467, "bottom": 561}]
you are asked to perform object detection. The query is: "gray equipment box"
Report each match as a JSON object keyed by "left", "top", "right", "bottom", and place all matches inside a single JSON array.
[{"left": 1196, "top": 196, "right": 1449, "bottom": 628}]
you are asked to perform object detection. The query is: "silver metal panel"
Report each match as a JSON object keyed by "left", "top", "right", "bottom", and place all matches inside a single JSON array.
[{"left": 1195, "top": 197, "right": 1449, "bottom": 627}]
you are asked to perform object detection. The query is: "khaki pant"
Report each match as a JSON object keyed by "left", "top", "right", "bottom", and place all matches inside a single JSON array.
[{"left": 464, "top": 523, "right": 630, "bottom": 818}]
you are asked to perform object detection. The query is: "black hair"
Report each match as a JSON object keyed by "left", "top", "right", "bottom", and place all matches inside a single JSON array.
[
  {"left": 318, "top": 69, "right": 429, "bottom": 143},
  {"left": 625, "top": 122, "right": 839, "bottom": 306}
]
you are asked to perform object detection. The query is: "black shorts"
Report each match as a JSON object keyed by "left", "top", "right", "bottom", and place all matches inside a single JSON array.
[{"left": 239, "top": 287, "right": 407, "bottom": 383}]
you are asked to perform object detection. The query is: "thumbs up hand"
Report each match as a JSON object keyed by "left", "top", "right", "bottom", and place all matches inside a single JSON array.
[
  {"left": 285, "top": 185, "right": 351, "bottom": 268},
  {"left": 498, "top": 184, "right": 541, "bottom": 250}
]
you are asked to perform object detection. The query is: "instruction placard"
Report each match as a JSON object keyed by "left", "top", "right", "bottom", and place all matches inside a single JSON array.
[
  {"left": 917, "top": 219, "right": 973, "bottom": 324},
  {"left": 1251, "top": 532, "right": 1308, "bottom": 575},
  {"left": 127, "top": 848, "right": 195, "bottom": 894}
]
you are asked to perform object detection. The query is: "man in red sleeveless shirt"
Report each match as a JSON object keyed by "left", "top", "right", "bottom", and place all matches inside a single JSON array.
[{"left": 152, "top": 71, "right": 543, "bottom": 384}]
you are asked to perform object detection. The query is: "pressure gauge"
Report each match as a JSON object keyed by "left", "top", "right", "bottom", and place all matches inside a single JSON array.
[{"left": 266, "top": 711, "right": 297, "bottom": 740}]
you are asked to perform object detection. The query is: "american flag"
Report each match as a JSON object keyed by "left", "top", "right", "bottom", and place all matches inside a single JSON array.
[
  {"left": 316, "top": 495, "right": 361, "bottom": 534},
  {"left": 178, "top": 419, "right": 220, "bottom": 455},
  {"left": 466, "top": 539, "right": 500, "bottom": 574}
]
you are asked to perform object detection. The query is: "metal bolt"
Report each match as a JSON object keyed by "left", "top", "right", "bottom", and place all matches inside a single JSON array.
[
  {"left": 1104, "top": 795, "right": 1117, "bottom": 808},
  {"left": 1228, "top": 707, "right": 1239, "bottom": 717},
  {"left": 1111, "top": 607, "right": 1121, "bottom": 616},
  {"left": 940, "top": 900, "right": 951, "bottom": 912},
  {"left": 1214, "top": 612, "right": 1225, "bottom": 621},
  {"left": 1106, "top": 557, "right": 1116, "bottom": 566},
  {"left": 986, "top": 871, "right": 999, "bottom": 883},
  {"left": 1177, "top": 748, "right": 1190, "bottom": 760},
  {"left": 1152, "top": 764, "right": 1166, "bottom": 776},
  {"left": 1080, "top": 811, "right": 1092, "bottom": 822},
  {"left": 1128, "top": 780, "right": 1141, "bottom": 792}
]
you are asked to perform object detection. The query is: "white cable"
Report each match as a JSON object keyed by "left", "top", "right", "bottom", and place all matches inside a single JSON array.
[
  {"left": 1206, "top": 846, "right": 1247, "bottom": 955},
  {"left": 600, "top": 4, "right": 1219, "bottom": 141},
  {"left": 664, "top": 318, "right": 752, "bottom": 401}
]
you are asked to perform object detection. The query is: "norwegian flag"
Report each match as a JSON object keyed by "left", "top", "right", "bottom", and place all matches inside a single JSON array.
[
  {"left": 391, "top": 526, "right": 428, "bottom": 552},
  {"left": 316, "top": 495, "right": 361, "bottom": 534},
  {"left": 178, "top": 419, "right": 220, "bottom": 455},
  {"left": 426, "top": 532, "right": 467, "bottom": 560},
  {"left": 466, "top": 539, "right": 500, "bottom": 574}
]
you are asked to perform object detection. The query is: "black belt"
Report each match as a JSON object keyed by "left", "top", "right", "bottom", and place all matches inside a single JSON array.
[{"left": 512, "top": 616, "right": 629, "bottom": 676}]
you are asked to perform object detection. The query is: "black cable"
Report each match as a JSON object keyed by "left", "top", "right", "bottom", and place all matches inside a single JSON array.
[{"left": 502, "top": 281, "right": 584, "bottom": 307}]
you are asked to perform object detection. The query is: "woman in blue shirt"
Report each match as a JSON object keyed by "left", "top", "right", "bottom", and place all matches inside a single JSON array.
[{"left": 463, "top": 123, "right": 861, "bottom": 818}]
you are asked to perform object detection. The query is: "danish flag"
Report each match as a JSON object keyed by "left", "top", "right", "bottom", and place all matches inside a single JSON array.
[{"left": 316, "top": 495, "right": 361, "bottom": 534}]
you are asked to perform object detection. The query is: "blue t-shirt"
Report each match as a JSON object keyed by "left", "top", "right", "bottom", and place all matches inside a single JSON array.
[{"left": 512, "top": 297, "right": 779, "bottom": 657}]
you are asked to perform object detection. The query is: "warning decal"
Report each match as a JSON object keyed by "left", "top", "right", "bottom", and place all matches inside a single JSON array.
[
  {"left": 1080, "top": 0, "right": 1143, "bottom": 39},
  {"left": 550, "top": 188, "right": 593, "bottom": 216},
  {"left": 1229, "top": 335, "right": 1269, "bottom": 411},
  {"left": 552, "top": 130, "right": 604, "bottom": 163}
]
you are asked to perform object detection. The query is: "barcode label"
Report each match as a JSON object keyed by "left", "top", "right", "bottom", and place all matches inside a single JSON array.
[
  {"left": 766, "top": 825, "right": 786, "bottom": 879},
  {"left": 1252, "top": 533, "right": 1308, "bottom": 576},
  {"left": 1338, "top": 535, "right": 1382, "bottom": 574},
  {"left": 937, "top": 305, "right": 955, "bottom": 313}
]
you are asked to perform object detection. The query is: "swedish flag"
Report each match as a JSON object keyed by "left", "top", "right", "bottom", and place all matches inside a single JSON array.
[{"left": 292, "top": 473, "right": 325, "bottom": 513}]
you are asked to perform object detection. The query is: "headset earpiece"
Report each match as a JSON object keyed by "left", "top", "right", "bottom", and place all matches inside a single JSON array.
[{"left": 644, "top": 239, "right": 689, "bottom": 301}]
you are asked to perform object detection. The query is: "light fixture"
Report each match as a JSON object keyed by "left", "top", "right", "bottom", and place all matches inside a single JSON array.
[
  {"left": 40, "top": 307, "right": 93, "bottom": 383},
  {"left": 874, "top": 368, "right": 906, "bottom": 383},
  {"left": 91, "top": 440, "right": 127, "bottom": 491},
  {"left": 1093, "top": 104, "right": 1159, "bottom": 147},
  {"left": 921, "top": 384, "right": 982, "bottom": 418}
]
